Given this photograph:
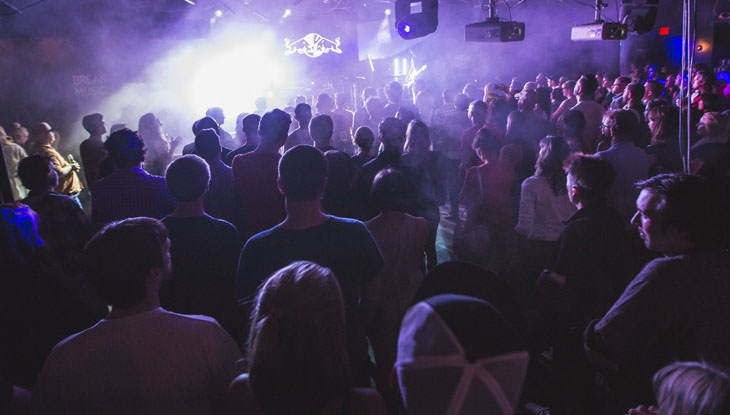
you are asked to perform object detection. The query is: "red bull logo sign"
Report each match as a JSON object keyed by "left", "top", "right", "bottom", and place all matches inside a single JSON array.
[{"left": 284, "top": 33, "right": 343, "bottom": 58}]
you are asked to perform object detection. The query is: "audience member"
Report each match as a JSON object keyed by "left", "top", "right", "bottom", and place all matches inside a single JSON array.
[
  {"left": 551, "top": 80, "right": 577, "bottom": 123},
  {"left": 332, "top": 92, "right": 355, "bottom": 153},
  {"left": 226, "top": 261, "right": 386, "bottom": 415},
  {"left": 231, "top": 109, "right": 289, "bottom": 241},
  {"left": 310, "top": 114, "right": 336, "bottom": 152},
  {"left": 571, "top": 74, "right": 605, "bottom": 153},
  {"left": 645, "top": 99, "right": 682, "bottom": 175},
  {"left": 161, "top": 155, "right": 240, "bottom": 338},
  {"left": 79, "top": 113, "right": 107, "bottom": 186},
  {"left": 585, "top": 174, "right": 730, "bottom": 409},
  {"left": 138, "top": 113, "right": 179, "bottom": 176},
  {"left": 224, "top": 113, "right": 261, "bottom": 165},
  {"left": 383, "top": 81, "right": 403, "bottom": 118},
  {"left": 596, "top": 109, "right": 649, "bottom": 224},
  {"left": 1, "top": 126, "right": 28, "bottom": 200},
  {"left": 32, "top": 217, "right": 242, "bottom": 415},
  {"left": 284, "top": 103, "right": 312, "bottom": 150},
  {"left": 365, "top": 168, "right": 428, "bottom": 407},
  {"left": 351, "top": 126, "right": 375, "bottom": 167},
  {"left": 194, "top": 128, "right": 235, "bottom": 222},
  {"left": 206, "top": 107, "right": 237, "bottom": 149},
  {"left": 608, "top": 76, "right": 631, "bottom": 110},
  {"left": 18, "top": 155, "right": 93, "bottom": 273},
  {"left": 395, "top": 294, "right": 528, "bottom": 414},
  {"left": 29, "top": 122, "right": 83, "bottom": 204},
  {"left": 91, "top": 129, "right": 175, "bottom": 225},
  {"left": 691, "top": 111, "right": 730, "bottom": 178},
  {"left": 235, "top": 145, "right": 383, "bottom": 385}
]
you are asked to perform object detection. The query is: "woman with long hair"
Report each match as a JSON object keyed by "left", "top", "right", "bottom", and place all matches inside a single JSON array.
[
  {"left": 138, "top": 113, "right": 180, "bottom": 176},
  {"left": 226, "top": 261, "right": 385, "bottom": 415},
  {"left": 644, "top": 99, "right": 682, "bottom": 175}
]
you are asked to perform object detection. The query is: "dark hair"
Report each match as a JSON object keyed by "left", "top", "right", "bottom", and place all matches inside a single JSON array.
[
  {"left": 605, "top": 109, "right": 640, "bottom": 140},
  {"left": 104, "top": 128, "right": 145, "bottom": 168},
  {"left": 535, "top": 136, "right": 570, "bottom": 196},
  {"left": 84, "top": 217, "right": 168, "bottom": 308},
  {"left": 242, "top": 114, "right": 261, "bottom": 135},
  {"left": 194, "top": 128, "right": 221, "bottom": 160},
  {"left": 404, "top": 120, "right": 430, "bottom": 153},
  {"left": 379, "top": 117, "right": 407, "bottom": 150},
  {"left": 165, "top": 155, "right": 210, "bottom": 202},
  {"left": 294, "top": 103, "right": 311, "bottom": 120},
  {"left": 17, "top": 155, "right": 55, "bottom": 191},
  {"left": 635, "top": 174, "right": 721, "bottom": 246},
  {"left": 566, "top": 155, "right": 615, "bottom": 203},
  {"left": 626, "top": 81, "right": 645, "bottom": 102},
  {"left": 310, "top": 114, "right": 333, "bottom": 145},
  {"left": 385, "top": 81, "right": 403, "bottom": 101},
  {"left": 563, "top": 109, "right": 586, "bottom": 139},
  {"left": 259, "top": 109, "right": 291, "bottom": 145},
  {"left": 700, "top": 93, "right": 724, "bottom": 113},
  {"left": 279, "top": 145, "right": 327, "bottom": 202},
  {"left": 82, "top": 113, "right": 103, "bottom": 134},
  {"left": 354, "top": 126, "right": 375, "bottom": 151},
  {"left": 646, "top": 99, "right": 679, "bottom": 144},
  {"left": 192, "top": 116, "right": 220, "bottom": 136},
  {"left": 578, "top": 74, "right": 599, "bottom": 97},
  {"left": 371, "top": 168, "right": 410, "bottom": 212},
  {"left": 453, "top": 94, "right": 471, "bottom": 111},
  {"left": 645, "top": 80, "right": 664, "bottom": 97},
  {"left": 472, "top": 127, "right": 500, "bottom": 155}
]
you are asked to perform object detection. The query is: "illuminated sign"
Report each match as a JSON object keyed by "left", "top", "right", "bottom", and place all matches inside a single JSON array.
[{"left": 284, "top": 33, "right": 343, "bottom": 58}]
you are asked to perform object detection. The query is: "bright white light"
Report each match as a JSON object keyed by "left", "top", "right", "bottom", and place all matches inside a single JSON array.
[
  {"left": 214, "top": 9, "right": 223, "bottom": 17},
  {"left": 402, "top": 58, "right": 408, "bottom": 74},
  {"left": 95, "top": 23, "right": 293, "bottom": 137},
  {"left": 210, "top": 17, "right": 216, "bottom": 24},
  {"left": 394, "top": 58, "right": 399, "bottom": 76},
  {"left": 282, "top": 8, "right": 292, "bottom": 18},
  {"left": 384, "top": 8, "right": 391, "bottom": 15}
]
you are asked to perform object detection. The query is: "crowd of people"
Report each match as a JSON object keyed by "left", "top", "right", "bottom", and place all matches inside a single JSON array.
[{"left": 2, "top": 61, "right": 730, "bottom": 415}]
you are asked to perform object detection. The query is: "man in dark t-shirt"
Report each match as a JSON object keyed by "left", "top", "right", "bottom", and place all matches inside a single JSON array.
[
  {"left": 162, "top": 155, "right": 241, "bottom": 341},
  {"left": 236, "top": 145, "right": 383, "bottom": 384}
]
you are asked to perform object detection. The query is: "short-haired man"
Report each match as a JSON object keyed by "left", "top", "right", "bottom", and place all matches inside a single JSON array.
[
  {"left": 205, "top": 107, "right": 237, "bottom": 149},
  {"left": 310, "top": 113, "right": 336, "bottom": 152},
  {"left": 223, "top": 113, "right": 261, "bottom": 165},
  {"left": 571, "top": 74, "right": 606, "bottom": 153},
  {"left": 596, "top": 109, "right": 649, "bottom": 224},
  {"left": 91, "top": 129, "right": 175, "bottom": 225},
  {"left": 585, "top": 174, "right": 730, "bottom": 409},
  {"left": 33, "top": 217, "right": 242, "bottom": 415},
  {"left": 608, "top": 76, "right": 632, "bottom": 110},
  {"left": 284, "top": 103, "right": 313, "bottom": 151},
  {"left": 623, "top": 81, "right": 646, "bottom": 122},
  {"left": 537, "top": 155, "right": 626, "bottom": 414},
  {"left": 162, "top": 155, "right": 240, "bottom": 340},
  {"left": 194, "top": 128, "right": 235, "bottom": 222},
  {"left": 691, "top": 111, "right": 730, "bottom": 177},
  {"left": 231, "top": 109, "right": 289, "bottom": 241},
  {"left": 79, "top": 113, "right": 107, "bottom": 186},
  {"left": 235, "top": 145, "right": 383, "bottom": 385}
]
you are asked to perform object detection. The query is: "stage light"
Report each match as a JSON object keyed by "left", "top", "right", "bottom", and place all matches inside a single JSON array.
[
  {"left": 385, "top": 8, "right": 391, "bottom": 16},
  {"left": 282, "top": 9, "right": 292, "bottom": 18},
  {"left": 659, "top": 26, "right": 669, "bottom": 36},
  {"left": 214, "top": 9, "right": 223, "bottom": 17},
  {"left": 571, "top": 22, "right": 627, "bottom": 41},
  {"left": 394, "top": 58, "right": 399, "bottom": 76},
  {"left": 395, "top": 0, "right": 438, "bottom": 40},
  {"left": 465, "top": 0, "right": 524, "bottom": 42}
]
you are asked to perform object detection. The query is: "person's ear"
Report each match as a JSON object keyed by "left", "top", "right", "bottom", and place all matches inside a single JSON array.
[{"left": 569, "top": 185, "right": 579, "bottom": 202}]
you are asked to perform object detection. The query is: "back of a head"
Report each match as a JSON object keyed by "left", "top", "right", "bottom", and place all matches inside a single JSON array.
[
  {"left": 404, "top": 119, "right": 430, "bottom": 153},
  {"left": 468, "top": 100, "right": 488, "bottom": 124},
  {"left": 635, "top": 174, "right": 723, "bottom": 247},
  {"left": 536, "top": 135, "right": 570, "bottom": 195},
  {"left": 316, "top": 93, "right": 334, "bottom": 113},
  {"left": 396, "top": 294, "right": 527, "bottom": 415},
  {"left": 165, "top": 155, "right": 210, "bottom": 202},
  {"left": 309, "top": 114, "right": 333, "bottom": 144},
  {"left": 259, "top": 109, "right": 291, "bottom": 145},
  {"left": 379, "top": 117, "right": 407, "bottom": 151},
  {"left": 454, "top": 94, "right": 470, "bottom": 111},
  {"left": 365, "top": 96, "right": 385, "bottom": 116},
  {"left": 386, "top": 81, "right": 403, "bottom": 102},
  {"left": 84, "top": 217, "right": 168, "bottom": 308},
  {"left": 566, "top": 155, "right": 615, "bottom": 203},
  {"left": 242, "top": 114, "right": 261, "bottom": 135},
  {"left": 578, "top": 74, "right": 599, "bottom": 98},
  {"left": 1, "top": 204, "right": 44, "bottom": 267},
  {"left": 645, "top": 80, "right": 664, "bottom": 97},
  {"left": 563, "top": 109, "right": 586, "bottom": 138},
  {"left": 626, "top": 81, "right": 645, "bottom": 102},
  {"left": 104, "top": 128, "right": 145, "bottom": 168},
  {"left": 472, "top": 127, "right": 501, "bottom": 155},
  {"left": 205, "top": 107, "right": 224, "bottom": 124},
  {"left": 138, "top": 113, "right": 158, "bottom": 134},
  {"left": 294, "top": 103, "right": 312, "bottom": 123},
  {"left": 248, "top": 261, "right": 351, "bottom": 413},
  {"left": 700, "top": 112, "right": 730, "bottom": 138},
  {"left": 371, "top": 168, "right": 409, "bottom": 213},
  {"left": 354, "top": 126, "right": 375, "bottom": 151},
  {"left": 192, "top": 116, "right": 220, "bottom": 136},
  {"left": 654, "top": 361, "right": 730, "bottom": 415},
  {"left": 279, "top": 145, "right": 327, "bottom": 202},
  {"left": 606, "top": 109, "right": 640, "bottom": 141},
  {"left": 194, "top": 128, "right": 222, "bottom": 160},
  {"left": 82, "top": 113, "right": 103, "bottom": 134},
  {"left": 17, "top": 155, "right": 55, "bottom": 191}
]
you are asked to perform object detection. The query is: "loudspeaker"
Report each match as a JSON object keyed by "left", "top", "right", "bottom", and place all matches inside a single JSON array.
[
  {"left": 395, "top": 0, "right": 438, "bottom": 40},
  {"left": 620, "top": 0, "right": 659, "bottom": 34}
]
